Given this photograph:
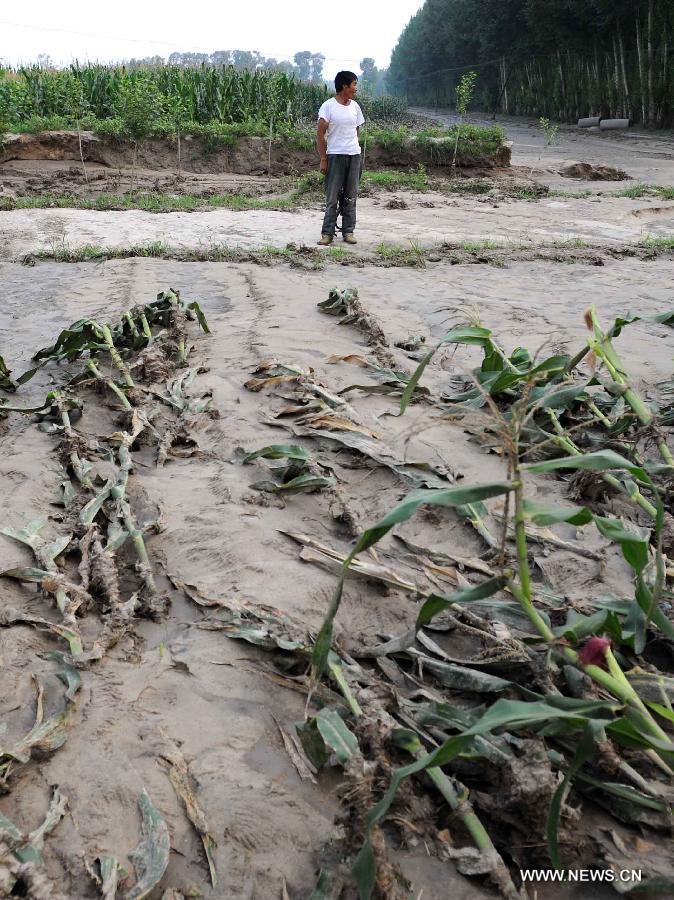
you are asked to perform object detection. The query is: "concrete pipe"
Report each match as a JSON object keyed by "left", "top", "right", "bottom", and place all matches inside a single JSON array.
[
  {"left": 599, "top": 118, "right": 630, "bottom": 130},
  {"left": 578, "top": 116, "right": 601, "bottom": 128}
]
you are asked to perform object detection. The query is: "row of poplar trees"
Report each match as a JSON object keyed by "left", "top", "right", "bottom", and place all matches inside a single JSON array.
[{"left": 388, "top": 0, "right": 674, "bottom": 127}]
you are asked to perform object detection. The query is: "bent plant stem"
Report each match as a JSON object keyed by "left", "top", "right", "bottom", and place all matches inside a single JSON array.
[
  {"left": 405, "top": 736, "right": 519, "bottom": 898},
  {"left": 329, "top": 667, "right": 519, "bottom": 898},
  {"left": 585, "top": 398, "right": 611, "bottom": 428},
  {"left": 546, "top": 410, "right": 657, "bottom": 518},
  {"left": 139, "top": 312, "right": 152, "bottom": 341},
  {"left": 112, "top": 437, "right": 158, "bottom": 597},
  {"left": 98, "top": 324, "right": 135, "bottom": 388},
  {"left": 85, "top": 359, "right": 132, "bottom": 410},
  {"left": 124, "top": 311, "right": 140, "bottom": 339},
  {"left": 53, "top": 392, "right": 94, "bottom": 490},
  {"left": 587, "top": 309, "right": 673, "bottom": 467},
  {"left": 511, "top": 455, "right": 673, "bottom": 774}
]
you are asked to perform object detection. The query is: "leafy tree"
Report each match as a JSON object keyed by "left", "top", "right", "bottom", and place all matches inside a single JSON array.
[
  {"left": 310, "top": 53, "right": 326, "bottom": 83},
  {"left": 387, "top": 0, "right": 673, "bottom": 125},
  {"left": 294, "top": 51, "right": 312, "bottom": 82},
  {"left": 116, "top": 75, "right": 167, "bottom": 186}
]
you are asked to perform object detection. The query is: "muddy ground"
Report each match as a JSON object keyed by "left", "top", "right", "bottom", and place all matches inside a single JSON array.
[{"left": 1, "top": 113, "right": 673, "bottom": 900}]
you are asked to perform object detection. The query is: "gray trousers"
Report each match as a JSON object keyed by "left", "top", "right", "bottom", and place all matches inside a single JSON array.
[{"left": 321, "top": 153, "right": 361, "bottom": 237}]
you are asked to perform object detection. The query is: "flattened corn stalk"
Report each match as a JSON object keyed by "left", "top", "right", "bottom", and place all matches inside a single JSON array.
[
  {"left": 586, "top": 307, "right": 674, "bottom": 468},
  {"left": 1, "top": 288, "right": 211, "bottom": 658}
]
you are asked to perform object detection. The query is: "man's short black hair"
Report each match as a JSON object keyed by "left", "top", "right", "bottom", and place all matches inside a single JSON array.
[{"left": 335, "top": 71, "right": 358, "bottom": 93}]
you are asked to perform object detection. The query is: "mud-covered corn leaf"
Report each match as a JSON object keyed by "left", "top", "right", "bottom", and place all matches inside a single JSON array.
[
  {"left": 406, "top": 652, "right": 512, "bottom": 693},
  {"left": 3, "top": 712, "right": 68, "bottom": 765},
  {"left": 251, "top": 473, "right": 336, "bottom": 494},
  {"left": 97, "top": 856, "right": 126, "bottom": 900},
  {"left": 0, "top": 566, "right": 51, "bottom": 582},
  {"left": 243, "top": 444, "right": 311, "bottom": 463},
  {"left": 127, "top": 789, "right": 170, "bottom": 900},
  {"left": 0, "top": 787, "right": 68, "bottom": 865},
  {"left": 47, "top": 651, "right": 82, "bottom": 703},
  {"left": 521, "top": 499, "right": 594, "bottom": 527},
  {"left": 160, "top": 734, "right": 217, "bottom": 887},
  {"left": 79, "top": 480, "right": 113, "bottom": 526}
]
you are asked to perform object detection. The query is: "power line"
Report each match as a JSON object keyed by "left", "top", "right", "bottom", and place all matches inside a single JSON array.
[{"left": 0, "top": 18, "right": 364, "bottom": 65}]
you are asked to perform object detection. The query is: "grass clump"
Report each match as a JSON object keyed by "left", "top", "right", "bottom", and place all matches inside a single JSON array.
[
  {"left": 375, "top": 241, "right": 426, "bottom": 267},
  {"left": 363, "top": 168, "right": 429, "bottom": 192},
  {"left": 459, "top": 239, "right": 501, "bottom": 251},
  {"left": 618, "top": 183, "right": 674, "bottom": 201},
  {"left": 0, "top": 191, "right": 297, "bottom": 214},
  {"left": 640, "top": 234, "right": 674, "bottom": 249}
]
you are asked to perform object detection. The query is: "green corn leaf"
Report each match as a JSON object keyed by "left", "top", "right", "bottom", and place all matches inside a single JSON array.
[
  {"left": 399, "top": 346, "right": 436, "bottom": 415},
  {"left": 243, "top": 444, "right": 311, "bottom": 463},
  {"left": 349, "top": 482, "right": 513, "bottom": 558},
  {"left": 441, "top": 324, "right": 494, "bottom": 346},
  {"left": 593, "top": 517, "right": 649, "bottom": 573},
  {"left": 521, "top": 499, "right": 593, "bottom": 527},
  {"left": 296, "top": 719, "right": 331, "bottom": 771},
  {"left": 315, "top": 709, "right": 359, "bottom": 764},
  {"left": 553, "top": 609, "right": 623, "bottom": 644},
  {"left": 311, "top": 481, "right": 511, "bottom": 679},
  {"left": 523, "top": 450, "right": 647, "bottom": 480},
  {"left": 416, "top": 575, "right": 508, "bottom": 628},
  {"left": 533, "top": 384, "right": 589, "bottom": 410},
  {"left": 309, "top": 869, "right": 341, "bottom": 900}
]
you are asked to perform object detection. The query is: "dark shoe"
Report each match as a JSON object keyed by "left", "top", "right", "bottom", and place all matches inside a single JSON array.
[
  {"left": 318, "top": 234, "right": 333, "bottom": 246},
  {"left": 343, "top": 234, "right": 357, "bottom": 245}
]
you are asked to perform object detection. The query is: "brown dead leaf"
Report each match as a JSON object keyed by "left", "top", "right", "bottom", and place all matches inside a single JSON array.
[{"left": 325, "top": 353, "right": 371, "bottom": 368}]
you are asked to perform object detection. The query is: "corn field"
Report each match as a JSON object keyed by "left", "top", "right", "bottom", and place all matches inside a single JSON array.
[{"left": 0, "top": 65, "right": 408, "bottom": 129}]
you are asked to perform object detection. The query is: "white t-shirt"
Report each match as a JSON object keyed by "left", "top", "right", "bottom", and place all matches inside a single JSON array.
[{"left": 318, "top": 97, "right": 365, "bottom": 155}]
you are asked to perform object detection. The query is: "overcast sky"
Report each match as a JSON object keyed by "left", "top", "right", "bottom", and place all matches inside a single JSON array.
[{"left": 1, "top": 2, "right": 424, "bottom": 72}]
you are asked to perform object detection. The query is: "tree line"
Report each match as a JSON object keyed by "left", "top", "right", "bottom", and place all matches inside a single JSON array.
[
  {"left": 25, "top": 51, "right": 328, "bottom": 83},
  {"left": 388, "top": 0, "right": 674, "bottom": 126}
]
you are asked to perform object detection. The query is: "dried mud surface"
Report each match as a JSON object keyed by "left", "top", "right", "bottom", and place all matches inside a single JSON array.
[{"left": 1, "top": 114, "right": 673, "bottom": 899}]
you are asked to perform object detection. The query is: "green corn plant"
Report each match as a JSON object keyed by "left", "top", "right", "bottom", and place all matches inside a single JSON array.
[
  {"left": 310, "top": 308, "right": 674, "bottom": 892},
  {"left": 452, "top": 71, "right": 477, "bottom": 168}
]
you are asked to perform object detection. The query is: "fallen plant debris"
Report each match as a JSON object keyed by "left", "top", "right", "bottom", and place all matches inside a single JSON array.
[
  {"left": 231, "top": 293, "right": 674, "bottom": 895},
  {"left": 0, "top": 288, "right": 212, "bottom": 894},
  {"left": 4, "top": 271, "right": 674, "bottom": 898},
  {"left": 158, "top": 730, "right": 218, "bottom": 888}
]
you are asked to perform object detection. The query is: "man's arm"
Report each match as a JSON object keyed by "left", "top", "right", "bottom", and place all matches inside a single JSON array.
[{"left": 317, "top": 118, "right": 329, "bottom": 174}]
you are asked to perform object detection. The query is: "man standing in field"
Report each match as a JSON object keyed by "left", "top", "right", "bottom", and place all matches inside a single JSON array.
[{"left": 316, "top": 71, "right": 365, "bottom": 245}]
